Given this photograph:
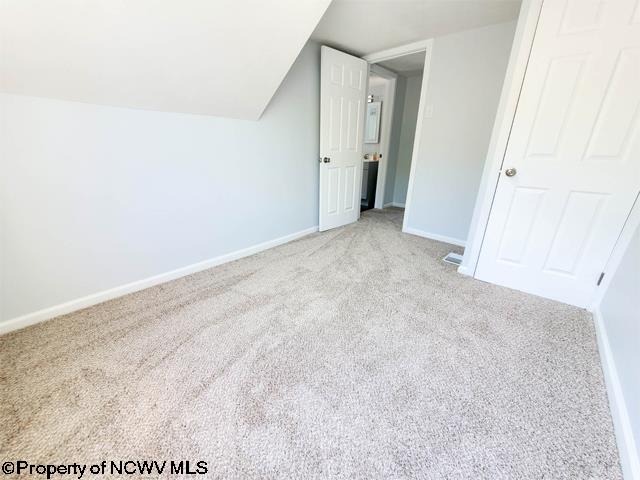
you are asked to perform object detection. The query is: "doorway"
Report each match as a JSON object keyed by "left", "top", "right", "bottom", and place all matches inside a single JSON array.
[
  {"left": 319, "top": 24, "right": 518, "bottom": 240},
  {"left": 360, "top": 71, "right": 387, "bottom": 212},
  {"left": 359, "top": 47, "right": 428, "bottom": 217},
  {"left": 371, "top": 52, "right": 426, "bottom": 212}
]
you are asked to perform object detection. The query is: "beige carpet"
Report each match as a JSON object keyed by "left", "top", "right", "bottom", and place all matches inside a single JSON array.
[{"left": 1, "top": 208, "right": 621, "bottom": 479}]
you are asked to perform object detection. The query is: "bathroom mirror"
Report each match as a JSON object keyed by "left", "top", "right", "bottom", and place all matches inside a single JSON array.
[{"left": 364, "top": 101, "right": 381, "bottom": 144}]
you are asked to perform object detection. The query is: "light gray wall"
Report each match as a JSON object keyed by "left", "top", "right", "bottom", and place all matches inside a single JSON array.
[
  {"left": 0, "top": 42, "right": 321, "bottom": 323},
  {"left": 600, "top": 222, "right": 640, "bottom": 457},
  {"left": 384, "top": 76, "right": 407, "bottom": 206},
  {"left": 405, "top": 21, "right": 517, "bottom": 243},
  {"left": 393, "top": 73, "right": 423, "bottom": 206}
]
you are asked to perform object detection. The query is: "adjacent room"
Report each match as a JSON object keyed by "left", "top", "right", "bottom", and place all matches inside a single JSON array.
[
  {"left": 359, "top": 55, "right": 425, "bottom": 213},
  {"left": 376, "top": 53, "right": 424, "bottom": 210},
  {"left": 1, "top": 1, "right": 638, "bottom": 479}
]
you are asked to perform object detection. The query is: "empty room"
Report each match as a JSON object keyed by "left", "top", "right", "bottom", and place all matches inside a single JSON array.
[{"left": 1, "top": 1, "right": 639, "bottom": 479}]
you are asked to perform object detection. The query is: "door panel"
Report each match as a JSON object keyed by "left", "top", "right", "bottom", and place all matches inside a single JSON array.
[
  {"left": 542, "top": 191, "right": 608, "bottom": 275},
  {"left": 327, "top": 167, "right": 340, "bottom": 215},
  {"left": 345, "top": 99, "right": 360, "bottom": 150},
  {"left": 343, "top": 165, "right": 356, "bottom": 211},
  {"left": 497, "top": 187, "right": 547, "bottom": 264},
  {"left": 585, "top": 48, "right": 640, "bottom": 163},
  {"left": 525, "top": 55, "right": 585, "bottom": 158},
  {"left": 477, "top": 0, "right": 640, "bottom": 307},
  {"left": 319, "top": 46, "right": 367, "bottom": 231}
]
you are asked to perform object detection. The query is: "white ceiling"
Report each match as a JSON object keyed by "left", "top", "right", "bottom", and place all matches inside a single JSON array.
[
  {"left": 0, "top": 0, "right": 331, "bottom": 120},
  {"left": 377, "top": 51, "right": 426, "bottom": 75},
  {"left": 312, "top": 0, "right": 522, "bottom": 57}
]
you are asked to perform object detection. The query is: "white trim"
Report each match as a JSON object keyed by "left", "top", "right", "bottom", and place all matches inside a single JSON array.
[
  {"left": 457, "top": 265, "right": 472, "bottom": 276},
  {"left": 402, "top": 226, "right": 466, "bottom": 247},
  {"left": 369, "top": 64, "right": 398, "bottom": 210},
  {"left": 363, "top": 39, "right": 432, "bottom": 64},
  {"left": 593, "top": 308, "right": 640, "bottom": 480},
  {"left": 402, "top": 40, "right": 434, "bottom": 233},
  {"left": 383, "top": 201, "right": 405, "bottom": 208},
  {"left": 0, "top": 226, "right": 319, "bottom": 335},
  {"left": 458, "top": 0, "right": 543, "bottom": 277}
]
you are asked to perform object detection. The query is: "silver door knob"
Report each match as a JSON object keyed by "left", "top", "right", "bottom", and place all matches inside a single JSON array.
[
  {"left": 323, "top": 157, "right": 331, "bottom": 163},
  {"left": 505, "top": 167, "right": 517, "bottom": 177}
]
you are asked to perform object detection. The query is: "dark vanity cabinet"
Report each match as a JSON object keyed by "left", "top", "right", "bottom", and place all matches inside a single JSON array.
[{"left": 361, "top": 161, "right": 379, "bottom": 212}]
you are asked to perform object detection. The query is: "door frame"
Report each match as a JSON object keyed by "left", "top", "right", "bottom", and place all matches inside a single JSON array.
[
  {"left": 364, "top": 39, "right": 434, "bottom": 217},
  {"left": 457, "top": 0, "right": 544, "bottom": 276}
]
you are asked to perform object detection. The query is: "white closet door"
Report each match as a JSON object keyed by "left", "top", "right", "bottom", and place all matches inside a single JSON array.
[{"left": 477, "top": 0, "right": 640, "bottom": 307}]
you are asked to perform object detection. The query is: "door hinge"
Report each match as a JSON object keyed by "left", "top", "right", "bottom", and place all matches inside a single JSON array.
[{"left": 597, "top": 272, "right": 605, "bottom": 286}]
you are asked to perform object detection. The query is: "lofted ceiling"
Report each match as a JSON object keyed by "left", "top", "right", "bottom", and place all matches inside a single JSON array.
[
  {"left": 312, "top": 0, "right": 521, "bottom": 57},
  {"left": 0, "top": 0, "right": 331, "bottom": 120}
]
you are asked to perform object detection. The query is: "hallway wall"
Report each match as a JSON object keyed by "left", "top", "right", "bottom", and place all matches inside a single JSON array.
[
  {"left": 392, "top": 73, "right": 423, "bottom": 206},
  {"left": 384, "top": 72, "right": 422, "bottom": 207},
  {"left": 404, "top": 21, "right": 517, "bottom": 244}
]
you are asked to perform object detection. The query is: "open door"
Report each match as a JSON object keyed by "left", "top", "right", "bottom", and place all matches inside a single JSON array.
[
  {"left": 476, "top": 0, "right": 640, "bottom": 308},
  {"left": 319, "top": 46, "right": 368, "bottom": 231}
]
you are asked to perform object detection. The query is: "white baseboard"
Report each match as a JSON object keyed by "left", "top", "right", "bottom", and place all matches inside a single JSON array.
[
  {"left": 383, "top": 202, "right": 406, "bottom": 208},
  {"left": 593, "top": 308, "right": 640, "bottom": 480},
  {"left": 0, "top": 226, "right": 319, "bottom": 336},
  {"left": 402, "top": 226, "right": 467, "bottom": 247},
  {"left": 457, "top": 265, "right": 472, "bottom": 276}
]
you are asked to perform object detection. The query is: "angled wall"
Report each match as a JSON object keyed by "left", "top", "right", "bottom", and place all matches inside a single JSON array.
[
  {"left": 0, "top": 42, "right": 321, "bottom": 325},
  {"left": 0, "top": 0, "right": 330, "bottom": 120}
]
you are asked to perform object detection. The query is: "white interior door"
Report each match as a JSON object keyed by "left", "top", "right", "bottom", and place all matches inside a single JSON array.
[
  {"left": 319, "top": 46, "right": 367, "bottom": 231},
  {"left": 477, "top": 0, "right": 640, "bottom": 308}
]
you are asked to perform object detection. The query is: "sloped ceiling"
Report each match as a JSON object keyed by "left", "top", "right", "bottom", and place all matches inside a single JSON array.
[
  {"left": 0, "top": 0, "right": 331, "bottom": 120},
  {"left": 312, "top": 0, "right": 521, "bottom": 57}
]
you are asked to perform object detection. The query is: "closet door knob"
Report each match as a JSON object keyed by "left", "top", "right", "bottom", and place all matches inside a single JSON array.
[{"left": 505, "top": 167, "right": 517, "bottom": 177}]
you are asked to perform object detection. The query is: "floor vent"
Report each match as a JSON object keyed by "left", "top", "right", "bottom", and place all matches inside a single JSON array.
[{"left": 443, "top": 252, "right": 463, "bottom": 266}]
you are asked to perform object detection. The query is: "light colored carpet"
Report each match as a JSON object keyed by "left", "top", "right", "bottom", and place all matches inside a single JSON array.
[{"left": 1, "top": 208, "right": 621, "bottom": 479}]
